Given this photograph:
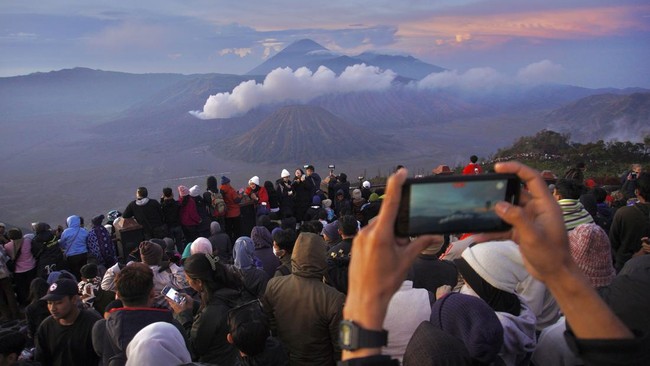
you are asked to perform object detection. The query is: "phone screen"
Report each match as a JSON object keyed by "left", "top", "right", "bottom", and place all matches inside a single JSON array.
[
  {"left": 162, "top": 286, "right": 186, "bottom": 305},
  {"left": 395, "top": 174, "right": 519, "bottom": 236}
]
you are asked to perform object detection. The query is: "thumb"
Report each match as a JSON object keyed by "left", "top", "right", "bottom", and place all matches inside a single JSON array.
[{"left": 495, "top": 201, "right": 526, "bottom": 227}]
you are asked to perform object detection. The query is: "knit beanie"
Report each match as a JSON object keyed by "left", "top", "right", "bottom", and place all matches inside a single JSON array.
[
  {"left": 568, "top": 223, "right": 616, "bottom": 288},
  {"left": 190, "top": 237, "right": 213, "bottom": 255},
  {"left": 460, "top": 240, "right": 528, "bottom": 293},
  {"left": 431, "top": 293, "right": 503, "bottom": 364},
  {"left": 178, "top": 185, "right": 190, "bottom": 197},
  {"left": 322, "top": 199, "right": 332, "bottom": 208},
  {"left": 363, "top": 181, "right": 371, "bottom": 189},
  {"left": 322, "top": 221, "right": 341, "bottom": 242},
  {"left": 139, "top": 241, "right": 163, "bottom": 266},
  {"left": 312, "top": 195, "right": 322, "bottom": 205},
  {"left": 281, "top": 169, "right": 290, "bottom": 178},
  {"left": 189, "top": 185, "right": 201, "bottom": 197},
  {"left": 249, "top": 176, "right": 260, "bottom": 186},
  {"left": 352, "top": 189, "right": 362, "bottom": 200},
  {"left": 403, "top": 321, "right": 473, "bottom": 366},
  {"left": 221, "top": 176, "right": 230, "bottom": 185},
  {"left": 369, "top": 193, "right": 379, "bottom": 202}
]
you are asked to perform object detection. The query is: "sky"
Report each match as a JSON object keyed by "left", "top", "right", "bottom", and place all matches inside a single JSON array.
[{"left": 1, "top": 0, "right": 649, "bottom": 88}]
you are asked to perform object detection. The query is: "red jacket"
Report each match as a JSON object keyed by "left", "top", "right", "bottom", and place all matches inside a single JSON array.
[
  {"left": 462, "top": 163, "right": 483, "bottom": 175},
  {"left": 244, "top": 186, "right": 269, "bottom": 207},
  {"left": 220, "top": 184, "right": 242, "bottom": 218},
  {"left": 178, "top": 196, "right": 201, "bottom": 226}
]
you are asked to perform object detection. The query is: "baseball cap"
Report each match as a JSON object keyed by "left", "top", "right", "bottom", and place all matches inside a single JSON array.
[{"left": 41, "top": 279, "right": 78, "bottom": 301}]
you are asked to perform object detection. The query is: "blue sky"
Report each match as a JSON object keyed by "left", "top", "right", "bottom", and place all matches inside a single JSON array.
[{"left": 1, "top": 0, "right": 649, "bottom": 88}]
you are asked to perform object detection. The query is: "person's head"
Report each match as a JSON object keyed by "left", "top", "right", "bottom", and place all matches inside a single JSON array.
[
  {"left": 136, "top": 187, "right": 148, "bottom": 199},
  {"left": 28, "top": 277, "right": 49, "bottom": 304},
  {"left": 470, "top": 155, "right": 478, "bottom": 163},
  {"left": 273, "top": 229, "right": 296, "bottom": 259},
  {"left": 227, "top": 301, "right": 270, "bottom": 357},
  {"left": 352, "top": 189, "right": 362, "bottom": 200},
  {"left": 7, "top": 228, "right": 22, "bottom": 241},
  {"left": 91, "top": 214, "right": 105, "bottom": 227},
  {"left": 126, "top": 322, "right": 191, "bottom": 365},
  {"left": 636, "top": 173, "right": 650, "bottom": 202},
  {"left": 221, "top": 176, "right": 231, "bottom": 186},
  {"left": 184, "top": 253, "right": 242, "bottom": 306},
  {"left": 300, "top": 221, "right": 322, "bottom": 234},
  {"left": 41, "top": 279, "right": 80, "bottom": 324},
  {"left": 115, "top": 262, "right": 154, "bottom": 307},
  {"left": 162, "top": 187, "right": 174, "bottom": 198},
  {"left": 362, "top": 180, "right": 371, "bottom": 189},
  {"left": 553, "top": 178, "right": 583, "bottom": 200},
  {"left": 248, "top": 176, "right": 260, "bottom": 189},
  {"left": 281, "top": 169, "right": 291, "bottom": 181},
  {"left": 336, "top": 189, "right": 344, "bottom": 201},
  {"left": 338, "top": 215, "right": 358, "bottom": 238},
  {"left": 322, "top": 221, "right": 341, "bottom": 244},
  {"left": 189, "top": 185, "right": 201, "bottom": 197},
  {"left": 568, "top": 224, "right": 615, "bottom": 288},
  {"left": 306, "top": 165, "right": 315, "bottom": 175},
  {"left": 139, "top": 241, "right": 163, "bottom": 266},
  {"left": 592, "top": 187, "right": 607, "bottom": 204},
  {"left": 80, "top": 263, "right": 98, "bottom": 281},
  {"left": 0, "top": 330, "right": 27, "bottom": 366},
  {"left": 295, "top": 168, "right": 304, "bottom": 178},
  {"left": 207, "top": 176, "right": 218, "bottom": 192},
  {"left": 339, "top": 173, "right": 347, "bottom": 183},
  {"left": 190, "top": 237, "right": 213, "bottom": 256},
  {"left": 264, "top": 181, "right": 275, "bottom": 193},
  {"left": 178, "top": 185, "right": 190, "bottom": 198}
]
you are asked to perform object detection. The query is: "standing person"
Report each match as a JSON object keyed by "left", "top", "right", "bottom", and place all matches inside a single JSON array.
[
  {"left": 360, "top": 180, "right": 372, "bottom": 201},
  {"left": 250, "top": 226, "right": 280, "bottom": 278},
  {"left": 245, "top": 176, "right": 269, "bottom": 215},
  {"left": 31, "top": 222, "right": 65, "bottom": 279},
  {"left": 304, "top": 165, "right": 323, "bottom": 198},
  {"left": 58, "top": 215, "right": 88, "bottom": 281},
  {"left": 276, "top": 169, "right": 295, "bottom": 219},
  {"left": 621, "top": 163, "right": 644, "bottom": 199},
  {"left": 292, "top": 169, "right": 311, "bottom": 223},
  {"left": 6, "top": 228, "right": 37, "bottom": 306},
  {"left": 609, "top": 173, "right": 650, "bottom": 271},
  {"left": 0, "top": 243, "right": 20, "bottom": 321},
  {"left": 35, "top": 279, "right": 102, "bottom": 366},
  {"left": 264, "top": 181, "right": 281, "bottom": 217},
  {"left": 262, "top": 232, "right": 345, "bottom": 365},
  {"left": 178, "top": 185, "right": 201, "bottom": 243},
  {"left": 86, "top": 214, "right": 117, "bottom": 271},
  {"left": 190, "top": 185, "right": 211, "bottom": 238},
  {"left": 123, "top": 187, "right": 166, "bottom": 240},
  {"left": 326, "top": 215, "right": 358, "bottom": 295},
  {"left": 168, "top": 253, "right": 242, "bottom": 365},
  {"left": 462, "top": 155, "right": 483, "bottom": 175},
  {"left": 203, "top": 176, "right": 227, "bottom": 225},
  {"left": 161, "top": 187, "right": 184, "bottom": 252},
  {"left": 220, "top": 176, "right": 243, "bottom": 242}
]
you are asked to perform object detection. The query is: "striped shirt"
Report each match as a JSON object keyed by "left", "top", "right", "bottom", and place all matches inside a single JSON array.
[{"left": 558, "top": 199, "right": 594, "bottom": 231}]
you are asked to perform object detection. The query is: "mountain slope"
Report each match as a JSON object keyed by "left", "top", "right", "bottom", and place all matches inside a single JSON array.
[
  {"left": 545, "top": 92, "right": 650, "bottom": 142},
  {"left": 220, "top": 105, "right": 399, "bottom": 163}
]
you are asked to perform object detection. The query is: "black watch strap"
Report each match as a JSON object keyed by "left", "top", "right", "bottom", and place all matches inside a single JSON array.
[{"left": 339, "top": 320, "right": 388, "bottom": 350}]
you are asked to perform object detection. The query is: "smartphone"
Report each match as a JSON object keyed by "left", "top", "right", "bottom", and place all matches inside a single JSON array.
[
  {"left": 161, "top": 286, "right": 186, "bottom": 305},
  {"left": 395, "top": 173, "right": 520, "bottom": 236}
]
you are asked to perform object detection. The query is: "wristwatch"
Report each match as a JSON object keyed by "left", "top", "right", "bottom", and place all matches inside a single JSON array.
[{"left": 339, "top": 320, "right": 388, "bottom": 350}]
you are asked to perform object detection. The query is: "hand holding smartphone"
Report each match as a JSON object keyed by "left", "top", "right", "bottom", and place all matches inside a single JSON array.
[
  {"left": 162, "top": 286, "right": 186, "bottom": 305},
  {"left": 395, "top": 173, "right": 520, "bottom": 236}
]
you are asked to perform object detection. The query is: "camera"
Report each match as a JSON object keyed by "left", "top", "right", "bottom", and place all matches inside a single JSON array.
[
  {"left": 328, "top": 164, "right": 335, "bottom": 170},
  {"left": 303, "top": 164, "right": 309, "bottom": 170},
  {"left": 358, "top": 176, "right": 364, "bottom": 181},
  {"left": 631, "top": 172, "right": 638, "bottom": 179},
  {"left": 395, "top": 173, "right": 520, "bottom": 236}
]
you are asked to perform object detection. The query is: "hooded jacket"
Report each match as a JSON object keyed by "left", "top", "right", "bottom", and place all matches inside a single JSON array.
[
  {"left": 123, "top": 198, "right": 165, "bottom": 238},
  {"left": 59, "top": 215, "right": 89, "bottom": 256},
  {"left": 92, "top": 307, "right": 187, "bottom": 366},
  {"left": 262, "top": 232, "right": 345, "bottom": 366}
]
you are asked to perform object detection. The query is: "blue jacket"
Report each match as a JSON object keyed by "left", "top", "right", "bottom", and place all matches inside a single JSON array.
[{"left": 59, "top": 215, "right": 89, "bottom": 256}]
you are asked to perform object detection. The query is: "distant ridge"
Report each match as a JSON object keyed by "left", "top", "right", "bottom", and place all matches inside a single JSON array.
[
  {"left": 246, "top": 39, "right": 446, "bottom": 79},
  {"left": 220, "top": 104, "right": 399, "bottom": 163}
]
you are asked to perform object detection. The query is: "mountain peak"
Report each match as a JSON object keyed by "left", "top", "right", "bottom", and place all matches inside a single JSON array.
[{"left": 283, "top": 39, "right": 328, "bottom": 53}]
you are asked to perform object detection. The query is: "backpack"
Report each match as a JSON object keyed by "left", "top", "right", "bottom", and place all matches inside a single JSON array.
[{"left": 210, "top": 190, "right": 227, "bottom": 217}]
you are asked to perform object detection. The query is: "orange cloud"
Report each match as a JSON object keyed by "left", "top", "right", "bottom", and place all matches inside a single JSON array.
[{"left": 398, "top": 5, "right": 650, "bottom": 43}]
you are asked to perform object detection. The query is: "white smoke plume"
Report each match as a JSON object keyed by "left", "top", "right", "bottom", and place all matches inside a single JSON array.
[
  {"left": 190, "top": 64, "right": 396, "bottom": 119},
  {"left": 516, "top": 60, "right": 564, "bottom": 84},
  {"left": 415, "top": 67, "right": 506, "bottom": 91}
]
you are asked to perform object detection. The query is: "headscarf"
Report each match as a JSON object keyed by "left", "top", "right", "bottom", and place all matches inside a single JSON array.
[
  {"left": 126, "top": 322, "right": 191, "bottom": 366},
  {"left": 251, "top": 226, "right": 272, "bottom": 249},
  {"left": 234, "top": 237, "right": 255, "bottom": 270},
  {"left": 190, "top": 237, "right": 213, "bottom": 255}
]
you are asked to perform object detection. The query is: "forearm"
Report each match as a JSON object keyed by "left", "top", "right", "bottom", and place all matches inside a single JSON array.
[
  {"left": 545, "top": 265, "right": 632, "bottom": 339},
  {"left": 341, "top": 296, "right": 389, "bottom": 360}
]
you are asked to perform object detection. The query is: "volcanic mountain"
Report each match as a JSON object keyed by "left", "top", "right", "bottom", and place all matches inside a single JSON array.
[{"left": 220, "top": 105, "right": 399, "bottom": 163}]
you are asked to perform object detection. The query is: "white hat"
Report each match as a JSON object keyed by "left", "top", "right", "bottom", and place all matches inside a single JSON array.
[
  {"left": 281, "top": 169, "right": 290, "bottom": 178},
  {"left": 460, "top": 240, "right": 529, "bottom": 293},
  {"left": 189, "top": 185, "right": 201, "bottom": 197},
  {"left": 249, "top": 176, "right": 260, "bottom": 186},
  {"left": 363, "top": 180, "right": 371, "bottom": 189}
]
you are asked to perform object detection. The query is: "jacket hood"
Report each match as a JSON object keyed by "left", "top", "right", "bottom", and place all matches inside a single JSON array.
[
  {"left": 136, "top": 197, "right": 150, "bottom": 206},
  {"left": 291, "top": 232, "right": 327, "bottom": 278},
  {"left": 106, "top": 308, "right": 175, "bottom": 352},
  {"left": 66, "top": 215, "right": 81, "bottom": 228}
]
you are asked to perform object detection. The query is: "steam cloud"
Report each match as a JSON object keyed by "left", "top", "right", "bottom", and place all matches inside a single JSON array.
[
  {"left": 190, "top": 60, "right": 564, "bottom": 119},
  {"left": 190, "top": 64, "right": 396, "bottom": 119}
]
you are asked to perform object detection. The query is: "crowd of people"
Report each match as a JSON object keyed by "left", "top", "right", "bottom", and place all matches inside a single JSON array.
[{"left": 0, "top": 159, "right": 649, "bottom": 366}]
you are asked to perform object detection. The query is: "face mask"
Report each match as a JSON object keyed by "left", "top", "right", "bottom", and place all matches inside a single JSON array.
[{"left": 273, "top": 248, "right": 283, "bottom": 258}]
